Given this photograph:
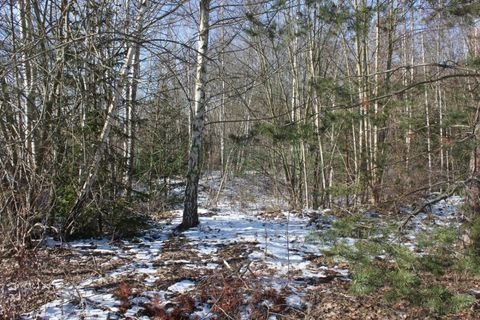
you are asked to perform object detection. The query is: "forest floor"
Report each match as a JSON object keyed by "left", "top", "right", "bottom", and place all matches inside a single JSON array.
[{"left": 2, "top": 173, "right": 480, "bottom": 319}]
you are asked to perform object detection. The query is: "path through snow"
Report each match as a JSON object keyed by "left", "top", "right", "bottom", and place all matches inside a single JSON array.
[{"left": 24, "top": 173, "right": 464, "bottom": 319}]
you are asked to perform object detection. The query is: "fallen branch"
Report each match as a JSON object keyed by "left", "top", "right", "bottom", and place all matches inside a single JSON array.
[{"left": 398, "top": 182, "right": 465, "bottom": 231}]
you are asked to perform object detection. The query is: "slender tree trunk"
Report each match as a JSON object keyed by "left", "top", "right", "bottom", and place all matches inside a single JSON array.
[
  {"left": 468, "top": 106, "right": 480, "bottom": 215},
  {"left": 422, "top": 34, "right": 433, "bottom": 192},
  {"left": 465, "top": 28, "right": 480, "bottom": 249},
  {"left": 373, "top": 0, "right": 380, "bottom": 190},
  {"left": 63, "top": 0, "right": 148, "bottom": 236},
  {"left": 341, "top": 30, "right": 359, "bottom": 205},
  {"left": 17, "top": 0, "right": 37, "bottom": 171},
  {"left": 124, "top": 43, "right": 140, "bottom": 197},
  {"left": 286, "top": 2, "right": 302, "bottom": 208},
  {"left": 435, "top": 29, "right": 445, "bottom": 189},
  {"left": 219, "top": 1, "right": 226, "bottom": 175},
  {"left": 180, "top": 0, "right": 210, "bottom": 230},
  {"left": 354, "top": 0, "right": 372, "bottom": 204},
  {"left": 309, "top": 30, "right": 327, "bottom": 207}
]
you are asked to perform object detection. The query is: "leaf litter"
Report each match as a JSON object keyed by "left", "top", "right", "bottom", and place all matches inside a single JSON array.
[{"left": 2, "top": 172, "right": 477, "bottom": 319}]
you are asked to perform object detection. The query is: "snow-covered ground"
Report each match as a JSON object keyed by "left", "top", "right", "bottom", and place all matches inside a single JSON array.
[
  {"left": 397, "top": 195, "right": 464, "bottom": 250},
  {"left": 22, "top": 173, "right": 465, "bottom": 319}
]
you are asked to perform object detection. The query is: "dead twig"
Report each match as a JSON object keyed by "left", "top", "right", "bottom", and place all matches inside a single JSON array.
[
  {"left": 398, "top": 181, "right": 465, "bottom": 231},
  {"left": 331, "top": 203, "right": 356, "bottom": 216}
]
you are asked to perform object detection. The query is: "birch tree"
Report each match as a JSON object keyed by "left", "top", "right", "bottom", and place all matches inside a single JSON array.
[{"left": 180, "top": 0, "right": 211, "bottom": 230}]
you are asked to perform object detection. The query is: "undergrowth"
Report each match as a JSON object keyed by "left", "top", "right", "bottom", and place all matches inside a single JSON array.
[
  {"left": 135, "top": 273, "right": 296, "bottom": 319},
  {"left": 314, "top": 215, "right": 478, "bottom": 317}
]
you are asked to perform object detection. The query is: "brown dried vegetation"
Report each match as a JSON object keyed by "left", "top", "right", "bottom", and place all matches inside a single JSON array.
[
  {"left": 0, "top": 247, "right": 122, "bottom": 318},
  {"left": 114, "top": 282, "right": 133, "bottom": 313}
]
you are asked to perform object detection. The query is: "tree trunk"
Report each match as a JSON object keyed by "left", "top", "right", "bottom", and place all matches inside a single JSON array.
[
  {"left": 468, "top": 107, "right": 480, "bottom": 216},
  {"left": 180, "top": 0, "right": 210, "bottom": 231},
  {"left": 17, "top": 0, "right": 37, "bottom": 171},
  {"left": 124, "top": 43, "right": 140, "bottom": 197},
  {"left": 63, "top": 0, "right": 148, "bottom": 236},
  {"left": 421, "top": 34, "right": 433, "bottom": 192}
]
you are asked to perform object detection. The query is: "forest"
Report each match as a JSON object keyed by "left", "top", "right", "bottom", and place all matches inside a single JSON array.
[{"left": 1, "top": 0, "right": 480, "bottom": 319}]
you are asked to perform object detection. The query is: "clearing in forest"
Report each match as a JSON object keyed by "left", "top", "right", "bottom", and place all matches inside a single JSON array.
[{"left": 2, "top": 173, "right": 479, "bottom": 319}]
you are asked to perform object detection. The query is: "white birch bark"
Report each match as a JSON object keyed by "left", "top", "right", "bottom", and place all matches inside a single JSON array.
[
  {"left": 123, "top": 0, "right": 140, "bottom": 195},
  {"left": 435, "top": 30, "right": 445, "bottom": 182},
  {"left": 219, "top": 1, "right": 226, "bottom": 173},
  {"left": 181, "top": 0, "right": 210, "bottom": 230},
  {"left": 373, "top": 0, "right": 380, "bottom": 182},
  {"left": 403, "top": 9, "right": 411, "bottom": 171},
  {"left": 421, "top": 34, "right": 433, "bottom": 191},
  {"left": 123, "top": 44, "right": 140, "bottom": 196},
  {"left": 17, "top": 0, "right": 36, "bottom": 170}
]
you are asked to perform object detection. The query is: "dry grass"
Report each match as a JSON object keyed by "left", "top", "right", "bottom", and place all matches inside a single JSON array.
[{"left": 0, "top": 247, "right": 123, "bottom": 318}]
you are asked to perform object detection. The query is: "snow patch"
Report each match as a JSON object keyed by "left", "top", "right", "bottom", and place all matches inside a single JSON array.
[{"left": 167, "top": 279, "right": 196, "bottom": 293}]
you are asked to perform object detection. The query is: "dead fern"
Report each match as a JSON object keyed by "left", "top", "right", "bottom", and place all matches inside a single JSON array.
[
  {"left": 171, "top": 294, "right": 195, "bottom": 319},
  {"left": 114, "top": 282, "right": 132, "bottom": 313},
  {"left": 143, "top": 297, "right": 169, "bottom": 319}
]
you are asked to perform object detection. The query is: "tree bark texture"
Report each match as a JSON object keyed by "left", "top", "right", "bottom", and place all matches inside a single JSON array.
[{"left": 180, "top": 0, "right": 210, "bottom": 230}]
